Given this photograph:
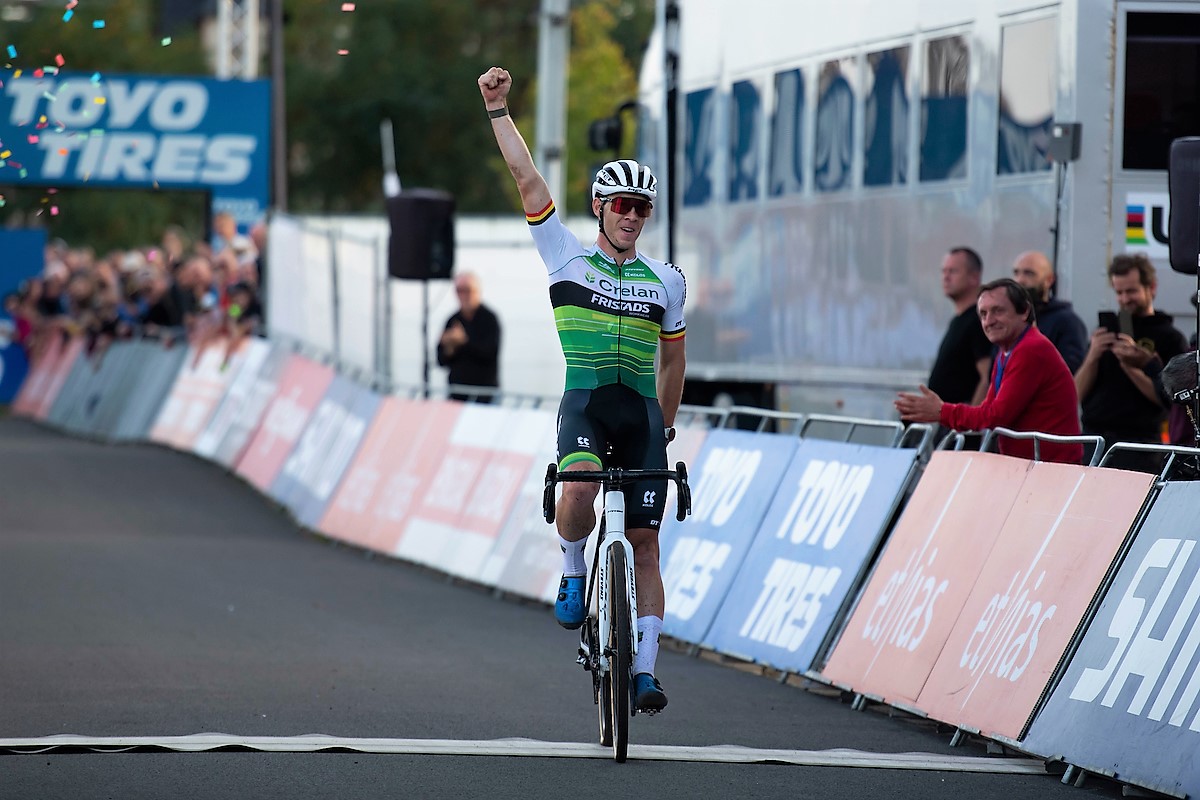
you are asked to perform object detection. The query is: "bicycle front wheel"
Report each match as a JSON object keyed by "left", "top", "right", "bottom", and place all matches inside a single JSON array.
[{"left": 606, "top": 545, "right": 632, "bottom": 763}]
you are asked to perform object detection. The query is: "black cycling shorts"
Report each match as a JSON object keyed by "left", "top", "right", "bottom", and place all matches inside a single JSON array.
[{"left": 556, "top": 383, "right": 668, "bottom": 531}]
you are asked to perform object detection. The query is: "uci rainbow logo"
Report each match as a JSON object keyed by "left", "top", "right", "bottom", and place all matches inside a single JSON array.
[{"left": 1126, "top": 204, "right": 1148, "bottom": 245}]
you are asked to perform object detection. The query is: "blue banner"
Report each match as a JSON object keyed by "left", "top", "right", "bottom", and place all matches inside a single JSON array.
[
  {"left": 0, "top": 73, "right": 270, "bottom": 229},
  {"left": 660, "top": 430, "right": 799, "bottom": 645},
  {"left": 1023, "top": 481, "right": 1200, "bottom": 799},
  {"left": 704, "top": 439, "right": 917, "bottom": 671},
  {"left": 269, "top": 376, "right": 382, "bottom": 529},
  {"left": 0, "top": 342, "right": 29, "bottom": 403}
]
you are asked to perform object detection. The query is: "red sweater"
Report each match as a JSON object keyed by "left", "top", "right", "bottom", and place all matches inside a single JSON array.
[{"left": 939, "top": 325, "right": 1083, "bottom": 464}]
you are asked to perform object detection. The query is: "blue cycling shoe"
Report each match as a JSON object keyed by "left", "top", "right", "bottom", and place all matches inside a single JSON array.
[
  {"left": 634, "top": 672, "right": 668, "bottom": 712},
  {"left": 555, "top": 574, "right": 586, "bottom": 629}
]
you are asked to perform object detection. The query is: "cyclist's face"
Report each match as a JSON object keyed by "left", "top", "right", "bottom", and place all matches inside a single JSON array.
[{"left": 596, "top": 193, "right": 648, "bottom": 250}]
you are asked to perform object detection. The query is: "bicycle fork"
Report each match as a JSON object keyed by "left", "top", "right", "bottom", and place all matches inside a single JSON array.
[{"left": 578, "top": 489, "right": 638, "bottom": 676}]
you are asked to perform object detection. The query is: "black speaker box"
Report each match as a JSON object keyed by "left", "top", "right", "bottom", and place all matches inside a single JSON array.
[
  {"left": 1168, "top": 137, "right": 1200, "bottom": 275},
  {"left": 387, "top": 189, "right": 455, "bottom": 280}
]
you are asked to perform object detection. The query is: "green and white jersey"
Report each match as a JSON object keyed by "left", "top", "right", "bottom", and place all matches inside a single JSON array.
[{"left": 526, "top": 200, "right": 686, "bottom": 397}]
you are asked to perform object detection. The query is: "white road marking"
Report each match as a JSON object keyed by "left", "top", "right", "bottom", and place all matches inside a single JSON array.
[{"left": 0, "top": 734, "right": 1047, "bottom": 773}]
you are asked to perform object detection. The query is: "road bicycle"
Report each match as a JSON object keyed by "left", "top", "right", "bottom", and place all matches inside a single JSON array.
[{"left": 543, "top": 462, "right": 692, "bottom": 763}]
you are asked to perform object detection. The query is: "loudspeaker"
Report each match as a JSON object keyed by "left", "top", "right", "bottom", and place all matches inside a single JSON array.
[
  {"left": 1168, "top": 137, "right": 1200, "bottom": 275},
  {"left": 387, "top": 189, "right": 455, "bottom": 280},
  {"left": 1048, "top": 122, "right": 1081, "bottom": 163}
]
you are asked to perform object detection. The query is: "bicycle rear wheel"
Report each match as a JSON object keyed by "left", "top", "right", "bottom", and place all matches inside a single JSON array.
[{"left": 606, "top": 545, "right": 632, "bottom": 762}]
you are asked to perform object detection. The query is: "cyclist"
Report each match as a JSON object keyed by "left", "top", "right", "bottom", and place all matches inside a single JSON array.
[{"left": 479, "top": 66, "right": 686, "bottom": 712}]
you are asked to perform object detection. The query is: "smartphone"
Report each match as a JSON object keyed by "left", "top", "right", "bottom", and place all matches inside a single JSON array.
[
  {"left": 1119, "top": 309, "right": 1134, "bottom": 337},
  {"left": 1098, "top": 311, "right": 1119, "bottom": 333}
]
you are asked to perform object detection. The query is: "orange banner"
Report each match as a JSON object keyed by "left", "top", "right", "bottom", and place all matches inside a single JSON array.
[
  {"left": 915, "top": 463, "right": 1152, "bottom": 738},
  {"left": 819, "top": 451, "right": 1031, "bottom": 705}
]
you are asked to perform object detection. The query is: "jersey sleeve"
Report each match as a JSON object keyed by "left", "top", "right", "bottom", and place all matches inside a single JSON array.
[
  {"left": 660, "top": 263, "right": 687, "bottom": 340},
  {"left": 526, "top": 201, "right": 585, "bottom": 277}
]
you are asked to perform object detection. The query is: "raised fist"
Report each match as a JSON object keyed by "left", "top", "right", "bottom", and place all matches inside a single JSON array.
[{"left": 478, "top": 67, "right": 511, "bottom": 105}]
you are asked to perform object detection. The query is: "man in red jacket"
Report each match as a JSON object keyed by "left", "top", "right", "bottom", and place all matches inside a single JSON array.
[{"left": 895, "top": 278, "right": 1083, "bottom": 464}]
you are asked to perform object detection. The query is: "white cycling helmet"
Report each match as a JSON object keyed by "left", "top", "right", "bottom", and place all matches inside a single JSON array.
[{"left": 591, "top": 159, "right": 657, "bottom": 201}]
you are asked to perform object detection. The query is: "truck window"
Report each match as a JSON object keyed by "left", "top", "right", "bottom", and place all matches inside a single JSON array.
[
  {"left": 997, "top": 16, "right": 1056, "bottom": 175},
  {"left": 729, "top": 80, "right": 762, "bottom": 202},
  {"left": 1123, "top": 12, "right": 1200, "bottom": 171},
  {"left": 769, "top": 68, "right": 805, "bottom": 197},
  {"left": 864, "top": 46, "right": 910, "bottom": 187},
  {"left": 920, "top": 34, "right": 969, "bottom": 182},
  {"left": 815, "top": 57, "right": 857, "bottom": 192}
]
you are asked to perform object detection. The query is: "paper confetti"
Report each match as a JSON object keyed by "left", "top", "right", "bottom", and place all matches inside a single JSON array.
[
  {"left": 63, "top": 9, "right": 74, "bottom": 22},
  {"left": 342, "top": 3, "right": 356, "bottom": 10},
  {"left": 55, "top": 54, "right": 65, "bottom": 67},
  {"left": 50, "top": 206, "right": 59, "bottom": 216},
  {"left": 161, "top": 37, "right": 172, "bottom": 46},
  {"left": 91, "top": 72, "right": 101, "bottom": 83},
  {"left": 337, "top": 49, "right": 350, "bottom": 56},
  {"left": 93, "top": 20, "right": 105, "bottom": 29},
  {"left": 6, "top": 46, "right": 15, "bottom": 59}
]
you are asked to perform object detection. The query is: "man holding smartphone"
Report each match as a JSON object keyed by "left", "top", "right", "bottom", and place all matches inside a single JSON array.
[{"left": 1075, "top": 253, "right": 1188, "bottom": 470}]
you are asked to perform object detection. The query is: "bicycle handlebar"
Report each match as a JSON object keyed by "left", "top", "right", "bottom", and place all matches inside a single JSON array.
[{"left": 542, "top": 462, "right": 693, "bottom": 524}]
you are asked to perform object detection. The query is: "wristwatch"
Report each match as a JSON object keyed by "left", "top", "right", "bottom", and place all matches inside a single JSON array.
[{"left": 664, "top": 426, "right": 676, "bottom": 443}]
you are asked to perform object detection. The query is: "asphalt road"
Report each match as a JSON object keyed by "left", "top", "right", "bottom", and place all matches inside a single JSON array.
[{"left": 0, "top": 416, "right": 1126, "bottom": 799}]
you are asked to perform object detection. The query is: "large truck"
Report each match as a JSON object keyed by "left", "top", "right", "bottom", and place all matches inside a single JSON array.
[{"left": 636, "top": 0, "right": 1200, "bottom": 418}]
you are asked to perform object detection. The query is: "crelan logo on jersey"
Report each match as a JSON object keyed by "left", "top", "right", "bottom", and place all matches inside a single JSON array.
[{"left": 585, "top": 271, "right": 596, "bottom": 284}]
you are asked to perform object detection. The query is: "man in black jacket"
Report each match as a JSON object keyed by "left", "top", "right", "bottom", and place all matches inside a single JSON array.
[
  {"left": 437, "top": 272, "right": 502, "bottom": 403},
  {"left": 1012, "top": 250, "right": 1087, "bottom": 373},
  {"left": 1076, "top": 253, "right": 1189, "bottom": 470}
]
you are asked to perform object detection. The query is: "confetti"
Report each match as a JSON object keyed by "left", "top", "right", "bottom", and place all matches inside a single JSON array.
[
  {"left": 50, "top": 206, "right": 59, "bottom": 216},
  {"left": 93, "top": 20, "right": 105, "bottom": 29},
  {"left": 161, "top": 37, "right": 172, "bottom": 46},
  {"left": 337, "top": 49, "right": 350, "bottom": 56},
  {"left": 94, "top": 96, "right": 105, "bottom": 104},
  {"left": 63, "top": 9, "right": 74, "bottom": 22},
  {"left": 0, "top": 197, "right": 6, "bottom": 208},
  {"left": 90, "top": 72, "right": 101, "bottom": 83},
  {"left": 6, "top": 46, "right": 15, "bottom": 59},
  {"left": 12, "top": 69, "right": 21, "bottom": 78},
  {"left": 33, "top": 69, "right": 44, "bottom": 78},
  {"left": 55, "top": 54, "right": 65, "bottom": 67},
  {"left": 342, "top": 2, "right": 356, "bottom": 10},
  {"left": 0, "top": 150, "right": 9, "bottom": 159},
  {"left": 67, "top": 0, "right": 78, "bottom": 8},
  {"left": 27, "top": 134, "right": 37, "bottom": 144}
]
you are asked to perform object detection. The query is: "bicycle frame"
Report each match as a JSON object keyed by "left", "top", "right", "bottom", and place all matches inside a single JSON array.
[{"left": 594, "top": 489, "right": 638, "bottom": 674}]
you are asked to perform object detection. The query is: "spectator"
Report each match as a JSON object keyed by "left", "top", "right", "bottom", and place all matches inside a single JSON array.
[
  {"left": 928, "top": 247, "right": 992, "bottom": 407},
  {"left": 1076, "top": 253, "right": 1188, "bottom": 471},
  {"left": 212, "top": 211, "right": 256, "bottom": 260},
  {"left": 437, "top": 272, "right": 501, "bottom": 403},
  {"left": 896, "top": 278, "right": 1083, "bottom": 464},
  {"left": 1011, "top": 250, "right": 1088, "bottom": 373}
]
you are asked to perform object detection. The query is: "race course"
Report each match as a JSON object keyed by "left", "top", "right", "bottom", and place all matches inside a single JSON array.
[{"left": 0, "top": 416, "right": 1121, "bottom": 800}]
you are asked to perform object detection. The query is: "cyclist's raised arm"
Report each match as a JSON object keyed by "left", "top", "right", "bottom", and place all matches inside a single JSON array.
[{"left": 479, "top": 67, "right": 553, "bottom": 216}]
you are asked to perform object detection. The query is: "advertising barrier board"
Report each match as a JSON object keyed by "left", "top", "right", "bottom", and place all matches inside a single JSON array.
[
  {"left": 1023, "top": 481, "right": 1200, "bottom": 799},
  {"left": 916, "top": 463, "right": 1153, "bottom": 738},
  {"left": 704, "top": 439, "right": 918, "bottom": 671},
  {"left": 111, "top": 341, "right": 189, "bottom": 442},
  {"left": 271, "top": 377, "right": 381, "bottom": 529},
  {"left": 819, "top": 451, "right": 1031, "bottom": 705},
  {"left": 150, "top": 340, "right": 250, "bottom": 452},
  {"left": 235, "top": 354, "right": 335, "bottom": 493},
  {"left": 658, "top": 430, "right": 799, "bottom": 645},
  {"left": 318, "top": 397, "right": 461, "bottom": 555}
]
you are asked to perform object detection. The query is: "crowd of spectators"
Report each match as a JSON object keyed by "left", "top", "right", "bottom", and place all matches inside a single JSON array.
[{"left": 4, "top": 214, "right": 265, "bottom": 363}]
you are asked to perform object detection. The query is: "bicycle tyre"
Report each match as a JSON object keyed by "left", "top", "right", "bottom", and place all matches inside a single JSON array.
[
  {"left": 596, "top": 616, "right": 613, "bottom": 747},
  {"left": 607, "top": 545, "right": 632, "bottom": 762}
]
